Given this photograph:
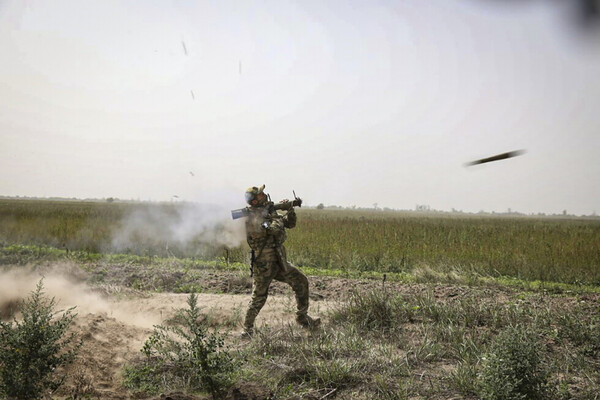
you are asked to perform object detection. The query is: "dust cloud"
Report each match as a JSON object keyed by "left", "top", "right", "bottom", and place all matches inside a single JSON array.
[{"left": 0, "top": 264, "right": 163, "bottom": 328}]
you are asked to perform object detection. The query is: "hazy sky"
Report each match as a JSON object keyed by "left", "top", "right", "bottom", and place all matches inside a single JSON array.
[{"left": 1, "top": 0, "right": 599, "bottom": 215}]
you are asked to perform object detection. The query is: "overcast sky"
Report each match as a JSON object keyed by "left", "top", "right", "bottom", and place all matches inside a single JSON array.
[{"left": 1, "top": 0, "right": 599, "bottom": 215}]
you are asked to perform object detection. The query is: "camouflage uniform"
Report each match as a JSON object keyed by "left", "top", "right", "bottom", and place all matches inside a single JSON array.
[{"left": 243, "top": 202, "right": 316, "bottom": 334}]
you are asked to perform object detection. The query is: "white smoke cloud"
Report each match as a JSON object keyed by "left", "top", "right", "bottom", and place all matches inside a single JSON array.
[{"left": 109, "top": 201, "right": 246, "bottom": 256}]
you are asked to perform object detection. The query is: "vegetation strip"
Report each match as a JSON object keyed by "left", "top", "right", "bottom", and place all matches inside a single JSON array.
[
  {"left": 2, "top": 244, "right": 600, "bottom": 295},
  {"left": 2, "top": 199, "right": 599, "bottom": 284}
]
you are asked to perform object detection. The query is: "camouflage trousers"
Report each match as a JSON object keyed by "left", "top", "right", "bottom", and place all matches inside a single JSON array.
[{"left": 244, "top": 253, "right": 309, "bottom": 331}]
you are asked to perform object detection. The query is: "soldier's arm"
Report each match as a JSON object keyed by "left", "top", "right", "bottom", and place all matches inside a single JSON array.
[{"left": 283, "top": 208, "right": 296, "bottom": 229}]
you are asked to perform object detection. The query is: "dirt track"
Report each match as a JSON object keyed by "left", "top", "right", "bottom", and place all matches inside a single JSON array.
[{"left": 64, "top": 292, "right": 334, "bottom": 400}]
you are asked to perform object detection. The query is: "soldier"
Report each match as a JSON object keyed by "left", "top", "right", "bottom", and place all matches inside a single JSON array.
[{"left": 242, "top": 184, "right": 320, "bottom": 337}]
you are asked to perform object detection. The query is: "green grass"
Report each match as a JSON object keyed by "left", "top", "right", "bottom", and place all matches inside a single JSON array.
[
  {"left": 291, "top": 209, "right": 600, "bottom": 285},
  {"left": 3, "top": 243, "right": 599, "bottom": 296},
  {"left": 1, "top": 199, "right": 599, "bottom": 285},
  {"left": 240, "top": 288, "right": 600, "bottom": 399}
]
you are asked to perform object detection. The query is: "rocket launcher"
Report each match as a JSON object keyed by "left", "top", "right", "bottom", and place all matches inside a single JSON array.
[{"left": 231, "top": 192, "right": 302, "bottom": 220}]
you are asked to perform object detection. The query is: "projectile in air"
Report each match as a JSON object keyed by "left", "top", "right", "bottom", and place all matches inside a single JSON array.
[{"left": 465, "top": 150, "right": 526, "bottom": 167}]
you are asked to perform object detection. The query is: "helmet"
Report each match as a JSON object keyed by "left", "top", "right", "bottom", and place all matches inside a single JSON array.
[{"left": 245, "top": 184, "right": 267, "bottom": 206}]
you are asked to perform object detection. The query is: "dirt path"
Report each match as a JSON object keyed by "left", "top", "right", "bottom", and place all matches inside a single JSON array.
[
  {"left": 63, "top": 291, "right": 334, "bottom": 399},
  {"left": 0, "top": 266, "right": 335, "bottom": 398}
]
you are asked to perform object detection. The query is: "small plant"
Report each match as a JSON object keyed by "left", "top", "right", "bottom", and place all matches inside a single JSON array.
[
  {"left": 449, "top": 361, "right": 478, "bottom": 396},
  {"left": 556, "top": 311, "right": 600, "bottom": 357},
  {"left": 0, "top": 280, "right": 82, "bottom": 399},
  {"left": 330, "top": 289, "right": 413, "bottom": 333},
  {"left": 478, "top": 325, "right": 550, "bottom": 400},
  {"left": 123, "top": 292, "right": 236, "bottom": 399},
  {"left": 372, "top": 373, "right": 408, "bottom": 400},
  {"left": 67, "top": 366, "right": 98, "bottom": 399}
]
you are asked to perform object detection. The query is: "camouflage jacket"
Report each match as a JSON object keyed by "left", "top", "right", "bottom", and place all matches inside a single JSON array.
[{"left": 245, "top": 204, "right": 296, "bottom": 253}]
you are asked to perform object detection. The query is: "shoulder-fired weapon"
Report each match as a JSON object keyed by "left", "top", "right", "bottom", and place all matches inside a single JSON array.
[{"left": 231, "top": 191, "right": 302, "bottom": 220}]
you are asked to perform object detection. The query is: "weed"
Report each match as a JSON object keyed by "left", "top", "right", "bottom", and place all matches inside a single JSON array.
[
  {"left": 0, "top": 280, "right": 82, "bottom": 399},
  {"left": 478, "top": 325, "right": 550, "bottom": 400},
  {"left": 66, "top": 366, "right": 99, "bottom": 399},
  {"left": 222, "top": 303, "right": 244, "bottom": 329},
  {"left": 330, "top": 289, "right": 414, "bottom": 333},
  {"left": 555, "top": 310, "right": 600, "bottom": 357},
  {"left": 449, "top": 361, "right": 479, "bottom": 396},
  {"left": 372, "top": 375, "right": 408, "bottom": 399},
  {"left": 123, "top": 292, "right": 237, "bottom": 399}
]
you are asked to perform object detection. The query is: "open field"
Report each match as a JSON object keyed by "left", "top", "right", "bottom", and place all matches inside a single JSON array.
[
  {"left": 1, "top": 199, "right": 599, "bottom": 284},
  {"left": 1, "top": 199, "right": 599, "bottom": 399}
]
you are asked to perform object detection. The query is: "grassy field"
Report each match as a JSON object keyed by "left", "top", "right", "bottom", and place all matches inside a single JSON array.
[
  {"left": 1, "top": 198, "right": 599, "bottom": 285},
  {"left": 292, "top": 209, "right": 600, "bottom": 285},
  {"left": 1, "top": 198, "right": 600, "bottom": 399}
]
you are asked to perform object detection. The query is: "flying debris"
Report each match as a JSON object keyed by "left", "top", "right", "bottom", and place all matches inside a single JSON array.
[
  {"left": 189, "top": 171, "right": 195, "bottom": 177},
  {"left": 465, "top": 149, "right": 526, "bottom": 167},
  {"left": 181, "top": 40, "right": 188, "bottom": 56},
  {"left": 190, "top": 90, "right": 195, "bottom": 100},
  {"left": 173, "top": 195, "right": 179, "bottom": 198}
]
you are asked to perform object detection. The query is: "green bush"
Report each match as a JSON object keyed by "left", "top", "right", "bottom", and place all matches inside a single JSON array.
[
  {"left": 0, "top": 280, "right": 82, "bottom": 399},
  {"left": 478, "top": 326, "right": 550, "bottom": 400},
  {"left": 123, "top": 292, "right": 237, "bottom": 399}
]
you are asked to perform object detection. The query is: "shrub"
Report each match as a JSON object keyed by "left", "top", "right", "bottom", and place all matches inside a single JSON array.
[
  {"left": 330, "top": 289, "right": 414, "bottom": 333},
  {"left": 478, "top": 325, "right": 550, "bottom": 400},
  {"left": 123, "top": 292, "right": 236, "bottom": 399},
  {"left": 0, "top": 280, "right": 82, "bottom": 399},
  {"left": 247, "top": 325, "right": 364, "bottom": 394}
]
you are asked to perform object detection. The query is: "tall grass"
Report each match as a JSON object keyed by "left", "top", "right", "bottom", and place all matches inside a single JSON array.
[
  {"left": 0, "top": 199, "right": 246, "bottom": 261},
  {"left": 1, "top": 199, "right": 599, "bottom": 285},
  {"left": 290, "top": 210, "right": 600, "bottom": 285},
  {"left": 0, "top": 199, "right": 128, "bottom": 253}
]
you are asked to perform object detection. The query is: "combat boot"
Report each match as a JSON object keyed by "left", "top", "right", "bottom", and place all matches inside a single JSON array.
[
  {"left": 296, "top": 314, "right": 321, "bottom": 330},
  {"left": 239, "top": 327, "right": 254, "bottom": 339},
  {"left": 240, "top": 330, "right": 253, "bottom": 339}
]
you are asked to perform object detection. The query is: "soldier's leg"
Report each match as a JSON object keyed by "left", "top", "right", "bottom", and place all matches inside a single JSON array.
[
  {"left": 243, "top": 261, "right": 276, "bottom": 333},
  {"left": 276, "top": 263, "right": 320, "bottom": 328}
]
